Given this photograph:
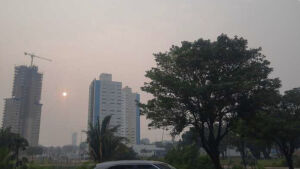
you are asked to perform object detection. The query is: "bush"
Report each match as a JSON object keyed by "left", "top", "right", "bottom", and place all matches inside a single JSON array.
[
  {"left": 164, "top": 144, "right": 214, "bottom": 169},
  {"left": 254, "top": 163, "right": 265, "bottom": 169},
  {"left": 27, "top": 164, "right": 52, "bottom": 169},
  {"left": 27, "top": 164, "right": 79, "bottom": 169},
  {"left": 293, "top": 155, "right": 300, "bottom": 168},
  {"left": 231, "top": 164, "right": 243, "bottom": 169},
  {"left": 258, "top": 159, "right": 286, "bottom": 167},
  {"left": 0, "top": 147, "right": 14, "bottom": 169},
  {"left": 195, "top": 156, "right": 214, "bottom": 169},
  {"left": 76, "top": 162, "right": 95, "bottom": 169},
  {"left": 231, "top": 163, "right": 265, "bottom": 169}
]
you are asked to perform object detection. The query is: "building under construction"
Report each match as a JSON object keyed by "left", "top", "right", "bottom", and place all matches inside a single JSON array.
[{"left": 2, "top": 65, "right": 43, "bottom": 146}]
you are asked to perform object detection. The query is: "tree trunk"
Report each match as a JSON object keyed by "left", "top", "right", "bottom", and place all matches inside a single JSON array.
[
  {"left": 248, "top": 145, "right": 260, "bottom": 160},
  {"left": 240, "top": 149, "right": 247, "bottom": 168},
  {"left": 275, "top": 147, "right": 282, "bottom": 158},
  {"left": 197, "top": 125, "right": 224, "bottom": 169},
  {"left": 202, "top": 142, "right": 223, "bottom": 169},
  {"left": 262, "top": 149, "right": 271, "bottom": 159},
  {"left": 239, "top": 139, "right": 247, "bottom": 168},
  {"left": 15, "top": 148, "right": 19, "bottom": 169},
  {"left": 275, "top": 141, "right": 295, "bottom": 169},
  {"left": 284, "top": 153, "right": 294, "bottom": 169},
  {"left": 207, "top": 152, "right": 223, "bottom": 169}
]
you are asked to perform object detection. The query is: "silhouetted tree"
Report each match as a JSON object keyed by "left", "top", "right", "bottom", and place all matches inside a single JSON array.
[
  {"left": 246, "top": 88, "right": 300, "bottom": 169},
  {"left": 86, "top": 115, "right": 127, "bottom": 162},
  {"left": 180, "top": 128, "right": 201, "bottom": 148},
  {"left": 0, "top": 147, "right": 13, "bottom": 169},
  {"left": 11, "top": 135, "right": 28, "bottom": 168},
  {"left": 141, "top": 34, "right": 280, "bottom": 169},
  {"left": 0, "top": 128, "right": 29, "bottom": 169}
]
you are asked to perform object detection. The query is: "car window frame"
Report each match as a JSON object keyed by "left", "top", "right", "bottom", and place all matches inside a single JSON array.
[
  {"left": 153, "top": 163, "right": 176, "bottom": 169},
  {"left": 107, "top": 164, "right": 137, "bottom": 169},
  {"left": 135, "top": 164, "right": 159, "bottom": 169}
]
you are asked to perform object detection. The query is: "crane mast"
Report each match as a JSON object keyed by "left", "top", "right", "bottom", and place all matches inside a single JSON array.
[{"left": 24, "top": 52, "right": 52, "bottom": 66}]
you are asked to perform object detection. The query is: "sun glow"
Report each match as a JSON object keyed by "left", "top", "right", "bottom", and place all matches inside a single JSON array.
[{"left": 62, "top": 92, "right": 67, "bottom": 97}]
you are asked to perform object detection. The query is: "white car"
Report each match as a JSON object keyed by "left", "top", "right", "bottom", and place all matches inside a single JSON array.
[{"left": 94, "top": 160, "right": 177, "bottom": 169}]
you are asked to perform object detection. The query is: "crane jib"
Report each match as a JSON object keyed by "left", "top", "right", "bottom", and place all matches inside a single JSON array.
[{"left": 24, "top": 52, "right": 52, "bottom": 66}]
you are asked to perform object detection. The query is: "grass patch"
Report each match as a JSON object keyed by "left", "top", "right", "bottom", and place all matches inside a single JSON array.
[
  {"left": 27, "top": 162, "right": 95, "bottom": 169},
  {"left": 221, "top": 157, "right": 242, "bottom": 166},
  {"left": 258, "top": 159, "right": 286, "bottom": 167},
  {"left": 222, "top": 157, "right": 287, "bottom": 168}
]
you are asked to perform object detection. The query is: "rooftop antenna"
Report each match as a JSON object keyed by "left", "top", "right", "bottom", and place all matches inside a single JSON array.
[{"left": 24, "top": 52, "right": 52, "bottom": 66}]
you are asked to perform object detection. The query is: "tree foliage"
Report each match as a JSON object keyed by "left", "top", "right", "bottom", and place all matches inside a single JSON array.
[
  {"left": 86, "top": 115, "right": 135, "bottom": 162},
  {"left": 180, "top": 128, "right": 201, "bottom": 148},
  {"left": 141, "top": 34, "right": 280, "bottom": 169},
  {"left": 244, "top": 88, "right": 300, "bottom": 169},
  {"left": 165, "top": 144, "right": 214, "bottom": 169},
  {"left": 0, "top": 127, "right": 29, "bottom": 169},
  {"left": 0, "top": 147, "right": 14, "bottom": 169}
]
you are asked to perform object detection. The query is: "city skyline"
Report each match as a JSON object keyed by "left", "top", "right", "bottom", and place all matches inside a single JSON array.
[{"left": 0, "top": 0, "right": 299, "bottom": 146}]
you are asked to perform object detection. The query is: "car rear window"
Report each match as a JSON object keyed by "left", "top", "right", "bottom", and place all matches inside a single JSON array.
[
  {"left": 136, "top": 165, "right": 157, "bottom": 169},
  {"left": 108, "top": 165, "right": 135, "bottom": 169}
]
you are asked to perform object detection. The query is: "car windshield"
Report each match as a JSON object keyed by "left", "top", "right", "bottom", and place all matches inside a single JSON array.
[{"left": 154, "top": 164, "right": 176, "bottom": 169}]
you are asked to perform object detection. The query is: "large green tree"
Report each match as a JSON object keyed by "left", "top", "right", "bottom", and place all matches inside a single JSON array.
[
  {"left": 141, "top": 34, "right": 280, "bottom": 169},
  {"left": 247, "top": 88, "right": 300, "bottom": 169}
]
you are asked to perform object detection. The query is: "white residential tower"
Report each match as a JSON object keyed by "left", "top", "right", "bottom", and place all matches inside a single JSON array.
[{"left": 88, "top": 73, "right": 140, "bottom": 145}]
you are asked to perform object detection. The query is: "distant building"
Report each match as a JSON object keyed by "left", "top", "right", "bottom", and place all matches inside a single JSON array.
[
  {"left": 132, "top": 144, "right": 166, "bottom": 157},
  {"left": 2, "top": 65, "right": 43, "bottom": 146},
  {"left": 122, "top": 86, "right": 140, "bottom": 145},
  {"left": 140, "top": 138, "right": 151, "bottom": 145},
  {"left": 88, "top": 73, "right": 140, "bottom": 145},
  {"left": 72, "top": 132, "right": 77, "bottom": 146}
]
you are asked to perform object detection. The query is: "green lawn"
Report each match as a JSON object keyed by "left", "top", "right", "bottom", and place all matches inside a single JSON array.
[
  {"left": 27, "top": 161, "right": 95, "bottom": 169},
  {"left": 221, "top": 158, "right": 287, "bottom": 168},
  {"left": 257, "top": 159, "right": 286, "bottom": 167}
]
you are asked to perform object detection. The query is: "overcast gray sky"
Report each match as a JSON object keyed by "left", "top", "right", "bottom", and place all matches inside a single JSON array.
[{"left": 0, "top": 0, "right": 299, "bottom": 146}]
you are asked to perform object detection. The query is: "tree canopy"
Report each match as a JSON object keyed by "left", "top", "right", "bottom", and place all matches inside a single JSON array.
[
  {"left": 141, "top": 34, "right": 280, "bottom": 169},
  {"left": 86, "top": 115, "right": 136, "bottom": 162},
  {"left": 0, "top": 128, "right": 29, "bottom": 169},
  {"left": 244, "top": 88, "right": 300, "bottom": 169}
]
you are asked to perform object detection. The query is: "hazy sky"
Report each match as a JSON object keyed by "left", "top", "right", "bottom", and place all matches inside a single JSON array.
[{"left": 0, "top": 0, "right": 299, "bottom": 146}]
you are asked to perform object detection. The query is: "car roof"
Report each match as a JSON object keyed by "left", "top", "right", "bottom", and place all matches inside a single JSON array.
[{"left": 95, "top": 160, "right": 165, "bottom": 168}]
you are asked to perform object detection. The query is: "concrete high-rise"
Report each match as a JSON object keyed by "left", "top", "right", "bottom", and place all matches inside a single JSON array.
[
  {"left": 122, "top": 86, "right": 140, "bottom": 145},
  {"left": 2, "top": 65, "right": 43, "bottom": 146},
  {"left": 88, "top": 73, "right": 125, "bottom": 137},
  {"left": 88, "top": 73, "right": 140, "bottom": 145}
]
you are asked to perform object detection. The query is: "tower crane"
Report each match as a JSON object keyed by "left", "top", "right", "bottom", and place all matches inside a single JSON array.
[{"left": 24, "top": 52, "right": 52, "bottom": 66}]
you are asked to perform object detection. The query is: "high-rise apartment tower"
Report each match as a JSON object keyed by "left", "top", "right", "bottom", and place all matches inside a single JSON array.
[
  {"left": 88, "top": 73, "right": 140, "bottom": 145},
  {"left": 2, "top": 65, "right": 43, "bottom": 146},
  {"left": 122, "top": 86, "right": 140, "bottom": 145},
  {"left": 88, "top": 74, "right": 125, "bottom": 137}
]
